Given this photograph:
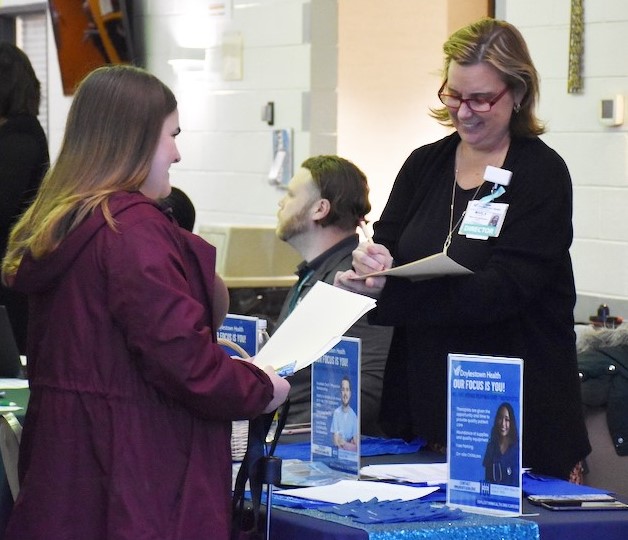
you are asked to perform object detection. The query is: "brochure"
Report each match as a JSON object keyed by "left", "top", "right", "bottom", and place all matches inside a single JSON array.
[
  {"left": 447, "top": 353, "right": 523, "bottom": 516},
  {"left": 254, "top": 282, "right": 376, "bottom": 374},
  {"left": 357, "top": 251, "right": 472, "bottom": 282},
  {"left": 311, "top": 337, "right": 361, "bottom": 477}
]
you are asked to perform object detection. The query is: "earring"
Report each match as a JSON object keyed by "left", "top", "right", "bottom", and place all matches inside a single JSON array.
[{"left": 513, "top": 103, "right": 521, "bottom": 113}]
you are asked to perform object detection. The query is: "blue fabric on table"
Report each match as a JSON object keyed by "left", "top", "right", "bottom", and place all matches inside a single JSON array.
[
  {"left": 277, "top": 506, "right": 540, "bottom": 540},
  {"left": 523, "top": 472, "right": 611, "bottom": 496},
  {"left": 274, "top": 436, "right": 425, "bottom": 461},
  {"left": 411, "top": 486, "right": 446, "bottom": 503}
]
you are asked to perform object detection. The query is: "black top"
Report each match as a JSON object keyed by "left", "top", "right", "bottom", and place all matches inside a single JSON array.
[
  {"left": 371, "top": 132, "right": 590, "bottom": 479},
  {"left": 276, "top": 235, "right": 393, "bottom": 435},
  {"left": 0, "top": 113, "right": 49, "bottom": 353}
]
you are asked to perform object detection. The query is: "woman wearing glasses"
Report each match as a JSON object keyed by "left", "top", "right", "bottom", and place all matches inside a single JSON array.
[{"left": 336, "top": 18, "right": 590, "bottom": 481}]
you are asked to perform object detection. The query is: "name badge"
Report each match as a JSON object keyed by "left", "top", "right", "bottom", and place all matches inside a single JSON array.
[{"left": 459, "top": 201, "right": 509, "bottom": 240}]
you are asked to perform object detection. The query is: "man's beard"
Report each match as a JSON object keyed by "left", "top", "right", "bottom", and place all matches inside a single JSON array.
[{"left": 277, "top": 204, "right": 312, "bottom": 242}]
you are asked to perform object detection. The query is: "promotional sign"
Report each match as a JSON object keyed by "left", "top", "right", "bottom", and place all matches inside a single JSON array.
[
  {"left": 447, "top": 354, "right": 523, "bottom": 516},
  {"left": 311, "top": 337, "right": 361, "bottom": 477},
  {"left": 217, "top": 314, "right": 264, "bottom": 358}
]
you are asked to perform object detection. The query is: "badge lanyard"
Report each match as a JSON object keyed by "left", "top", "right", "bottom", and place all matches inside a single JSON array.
[{"left": 287, "top": 268, "right": 315, "bottom": 314}]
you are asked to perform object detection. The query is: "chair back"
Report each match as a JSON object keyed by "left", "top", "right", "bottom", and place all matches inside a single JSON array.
[{"left": 0, "top": 412, "right": 22, "bottom": 501}]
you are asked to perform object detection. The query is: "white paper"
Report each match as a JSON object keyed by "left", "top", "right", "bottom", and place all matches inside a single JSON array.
[
  {"left": 358, "top": 252, "right": 472, "bottom": 282},
  {"left": 0, "top": 406, "right": 22, "bottom": 412},
  {"left": 360, "top": 463, "right": 447, "bottom": 485},
  {"left": 275, "top": 479, "right": 438, "bottom": 504},
  {"left": 254, "top": 281, "right": 376, "bottom": 373},
  {"left": 0, "top": 379, "right": 29, "bottom": 389}
]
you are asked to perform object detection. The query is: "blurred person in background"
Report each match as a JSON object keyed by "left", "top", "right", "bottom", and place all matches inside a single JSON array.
[{"left": 0, "top": 42, "right": 49, "bottom": 354}]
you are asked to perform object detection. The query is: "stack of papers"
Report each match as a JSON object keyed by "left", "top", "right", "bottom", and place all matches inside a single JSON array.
[
  {"left": 275, "top": 480, "right": 438, "bottom": 504},
  {"left": 254, "top": 281, "right": 376, "bottom": 373},
  {"left": 360, "top": 463, "right": 448, "bottom": 485}
]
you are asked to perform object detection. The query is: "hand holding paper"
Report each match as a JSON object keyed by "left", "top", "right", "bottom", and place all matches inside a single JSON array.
[
  {"left": 253, "top": 281, "right": 376, "bottom": 374},
  {"left": 334, "top": 269, "right": 385, "bottom": 298},
  {"left": 334, "top": 241, "right": 392, "bottom": 296},
  {"left": 261, "top": 365, "right": 291, "bottom": 412},
  {"left": 353, "top": 251, "right": 472, "bottom": 282}
]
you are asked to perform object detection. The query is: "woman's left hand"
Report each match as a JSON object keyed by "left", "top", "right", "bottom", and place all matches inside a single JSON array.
[{"left": 334, "top": 269, "right": 386, "bottom": 298}]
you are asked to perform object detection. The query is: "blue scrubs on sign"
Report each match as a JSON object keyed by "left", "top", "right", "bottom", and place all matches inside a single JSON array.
[{"left": 483, "top": 440, "right": 519, "bottom": 486}]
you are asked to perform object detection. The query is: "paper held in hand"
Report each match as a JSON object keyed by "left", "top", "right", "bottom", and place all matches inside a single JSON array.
[
  {"left": 356, "top": 251, "right": 472, "bottom": 282},
  {"left": 253, "top": 281, "right": 376, "bottom": 374}
]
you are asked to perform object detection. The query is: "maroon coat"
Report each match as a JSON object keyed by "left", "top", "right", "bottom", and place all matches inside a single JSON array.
[{"left": 5, "top": 191, "right": 274, "bottom": 540}]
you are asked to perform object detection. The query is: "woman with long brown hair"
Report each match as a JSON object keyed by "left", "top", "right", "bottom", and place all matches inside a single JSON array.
[{"left": 2, "top": 65, "right": 289, "bottom": 540}]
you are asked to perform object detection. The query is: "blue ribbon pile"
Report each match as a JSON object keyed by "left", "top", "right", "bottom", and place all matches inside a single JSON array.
[
  {"left": 274, "top": 435, "right": 425, "bottom": 461},
  {"left": 523, "top": 472, "right": 611, "bottom": 497},
  {"left": 317, "top": 498, "right": 463, "bottom": 524}
]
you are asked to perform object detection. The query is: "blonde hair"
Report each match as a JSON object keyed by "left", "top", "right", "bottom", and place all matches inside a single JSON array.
[
  {"left": 2, "top": 65, "right": 177, "bottom": 281},
  {"left": 431, "top": 18, "right": 545, "bottom": 138}
]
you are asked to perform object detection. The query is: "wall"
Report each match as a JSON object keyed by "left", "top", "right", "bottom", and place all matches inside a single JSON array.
[
  {"left": 5, "top": 0, "right": 628, "bottom": 320},
  {"left": 503, "top": 0, "right": 628, "bottom": 320},
  {"left": 140, "top": 0, "right": 336, "bottom": 227},
  {"left": 143, "top": 0, "right": 488, "bottom": 228},
  {"left": 337, "top": 0, "right": 488, "bottom": 226}
]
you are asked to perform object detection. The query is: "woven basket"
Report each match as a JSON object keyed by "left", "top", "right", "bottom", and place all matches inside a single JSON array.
[{"left": 218, "top": 338, "right": 250, "bottom": 461}]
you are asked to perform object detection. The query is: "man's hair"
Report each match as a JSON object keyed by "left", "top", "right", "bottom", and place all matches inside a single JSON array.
[
  {"left": 430, "top": 17, "right": 544, "bottom": 138},
  {"left": 0, "top": 42, "right": 41, "bottom": 117},
  {"left": 301, "top": 155, "right": 371, "bottom": 230}
]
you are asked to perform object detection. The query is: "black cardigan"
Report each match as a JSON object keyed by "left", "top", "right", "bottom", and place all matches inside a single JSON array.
[{"left": 371, "top": 133, "right": 591, "bottom": 479}]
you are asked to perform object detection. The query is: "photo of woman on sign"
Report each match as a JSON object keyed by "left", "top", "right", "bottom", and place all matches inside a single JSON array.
[{"left": 483, "top": 402, "right": 519, "bottom": 486}]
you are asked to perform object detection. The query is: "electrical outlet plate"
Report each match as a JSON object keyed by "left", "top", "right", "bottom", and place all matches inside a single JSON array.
[{"left": 600, "top": 95, "right": 624, "bottom": 126}]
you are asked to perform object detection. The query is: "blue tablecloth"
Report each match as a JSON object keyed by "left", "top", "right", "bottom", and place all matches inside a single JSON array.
[
  {"left": 275, "top": 506, "right": 539, "bottom": 540},
  {"left": 266, "top": 438, "right": 625, "bottom": 540}
]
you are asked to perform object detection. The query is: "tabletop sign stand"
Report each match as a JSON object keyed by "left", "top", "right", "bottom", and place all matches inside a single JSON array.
[
  {"left": 447, "top": 353, "right": 524, "bottom": 517},
  {"left": 311, "top": 337, "right": 361, "bottom": 478},
  {"left": 218, "top": 313, "right": 266, "bottom": 358}
]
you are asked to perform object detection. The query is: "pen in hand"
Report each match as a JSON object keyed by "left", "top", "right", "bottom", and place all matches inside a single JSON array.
[{"left": 359, "top": 219, "right": 373, "bottom": 244}]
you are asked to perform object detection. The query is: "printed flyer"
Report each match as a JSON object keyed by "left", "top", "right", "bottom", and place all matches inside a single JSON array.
[
  {"left": 311, "top": 337, "right": 360, "bottom": 477},
  {"left": 447, "top": 353, "right": 523, "bottom": 516}
]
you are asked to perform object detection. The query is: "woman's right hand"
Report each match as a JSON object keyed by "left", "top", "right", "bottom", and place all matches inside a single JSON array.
[
  {"left": 352, "top": 241, "right": 393, "bottom": 275},
  {"left": 262, "top": 366, "right": 291, "bottom": 413},
  {"left": 332, "top": 241, "right": 392, "bottom": 297}
]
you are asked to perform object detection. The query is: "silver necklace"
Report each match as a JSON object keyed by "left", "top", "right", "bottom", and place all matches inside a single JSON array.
[{"left": 444, "top": 166, "right": 483, "bottom": 253}]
